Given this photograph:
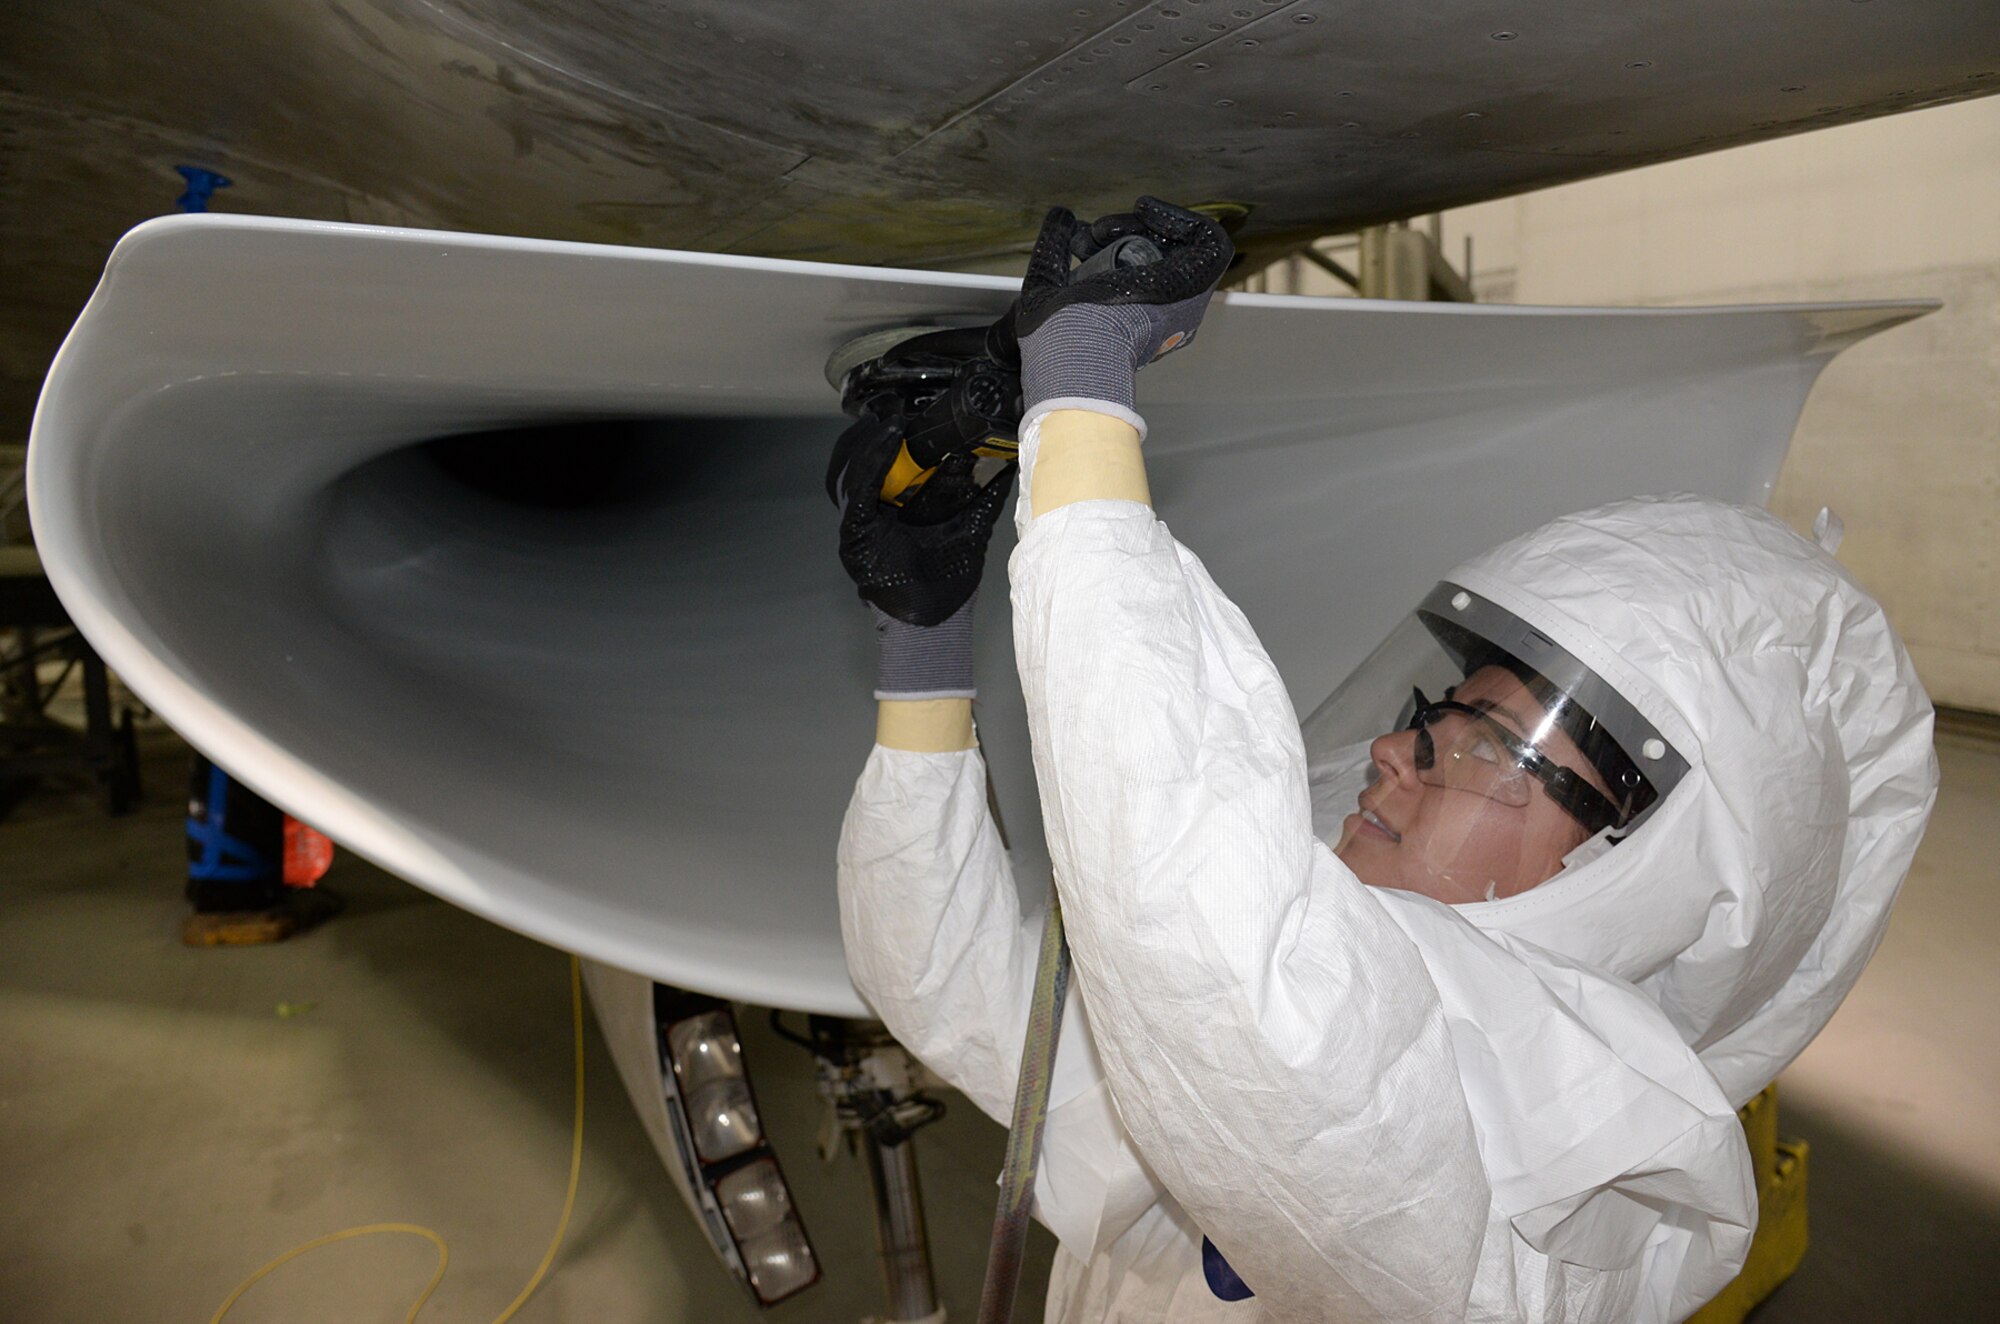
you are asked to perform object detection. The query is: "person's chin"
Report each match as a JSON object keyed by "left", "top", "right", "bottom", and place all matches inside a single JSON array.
[{"left": 1334, "top": 816, "right": 1393, "bottom": 887}]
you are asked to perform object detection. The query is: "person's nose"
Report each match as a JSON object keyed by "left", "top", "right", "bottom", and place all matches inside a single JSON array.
[{"left": 1370, "top": 728, "right": 1424, "bottom": 789}]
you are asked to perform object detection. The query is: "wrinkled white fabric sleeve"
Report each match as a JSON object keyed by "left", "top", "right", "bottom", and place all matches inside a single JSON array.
[
  {"left": 838, "top": 744, "right": 1166, "bottom": 1260},
  {"left": 1009, "top": 497, "right": 1493, "bottom": 1321},
  {"left": 1373, "top": 894, "right": 1757, "bottom": 1322}
]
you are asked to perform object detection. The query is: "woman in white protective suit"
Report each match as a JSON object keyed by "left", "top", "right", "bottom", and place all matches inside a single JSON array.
[{"left": 830, "top": 199, "right": 1938, "bottom": 1323}]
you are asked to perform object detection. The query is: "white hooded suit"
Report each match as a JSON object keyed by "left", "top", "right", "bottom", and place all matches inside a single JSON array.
[{"left": 838, "top": 478, "right": 1935, "bottom": 1322}]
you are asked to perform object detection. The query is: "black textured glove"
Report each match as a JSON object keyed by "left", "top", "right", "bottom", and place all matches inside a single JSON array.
[
  {"left": 1012, "top": 197, "right": 1234, "bottom": 426},
  {"left": 837, "top": 408, "right": 1017, "bottom": 628}
]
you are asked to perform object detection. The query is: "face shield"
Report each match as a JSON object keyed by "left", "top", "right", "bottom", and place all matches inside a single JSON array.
[{"left": 1302, "top": 583, "right": 1689, "bottom": 905}]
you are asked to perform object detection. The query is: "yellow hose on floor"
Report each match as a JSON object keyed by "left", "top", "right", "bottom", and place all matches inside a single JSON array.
[{"left": 209, "top": 953, "right": 585, "bottom": 1324}]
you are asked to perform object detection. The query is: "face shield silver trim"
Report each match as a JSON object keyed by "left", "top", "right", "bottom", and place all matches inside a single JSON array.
[{"left": 1419, "top": 582, "right": 1690, "bottom": 830}]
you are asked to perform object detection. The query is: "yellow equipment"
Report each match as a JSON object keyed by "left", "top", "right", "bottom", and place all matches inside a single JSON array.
[{"left": 1687, "top": 1084, "right": 1809, "bottom": 1324}]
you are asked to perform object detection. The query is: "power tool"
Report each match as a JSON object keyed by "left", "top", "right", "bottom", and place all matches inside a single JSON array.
[
  {"left": 824, "top": 323, "right": 1024, "bottom": 507},
  {"left": 824, "top": 232, "right": 1163, "bottom": 507}
]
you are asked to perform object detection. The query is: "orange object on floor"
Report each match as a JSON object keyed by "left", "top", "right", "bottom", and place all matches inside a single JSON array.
[{"left": 283, "top": 818, "right": 334, "bottom": 888}]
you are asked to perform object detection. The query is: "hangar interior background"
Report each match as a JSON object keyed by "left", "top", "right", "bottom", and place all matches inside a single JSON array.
[{"left": 2, "top": 39, "right": 1996, "bottom": 1324}]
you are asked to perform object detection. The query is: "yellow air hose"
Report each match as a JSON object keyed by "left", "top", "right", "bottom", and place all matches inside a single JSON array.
[{"left": 209, "top": 953, "right": 586, "bottom": 1324}]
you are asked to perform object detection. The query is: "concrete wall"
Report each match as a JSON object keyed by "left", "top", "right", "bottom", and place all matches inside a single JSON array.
[{"left": 1292, "top": 97, "right": 2000, "bottom": 714}]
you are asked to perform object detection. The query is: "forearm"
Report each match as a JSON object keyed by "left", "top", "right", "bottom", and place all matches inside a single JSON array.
[
  {"left": 875, "top": 698, "right": 974, "bottom": 752},
  {"left": 1010, "top": 501, "right": 1490, "bottom": 1318},
  {"left": 1028, "top": 409, "right": 1149, "bottom": 515},
  {"left": 839, "top": 731, "right": 1168, "bottom": 1257},
  {"left": 838, "top": 743, "right": 1033, "bottom": 1121},
  {"left": 1013, "top": 502, "right": 1346, "bottom": 1007}
]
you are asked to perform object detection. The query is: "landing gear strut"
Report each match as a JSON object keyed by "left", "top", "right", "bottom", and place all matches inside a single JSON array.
[{"left": 774, "top": 1014, "right": 950, "bottom": 1323}]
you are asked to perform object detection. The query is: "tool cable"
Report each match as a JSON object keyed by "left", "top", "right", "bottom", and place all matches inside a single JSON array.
[{"left": 209, "top": 953, "right": 585, "bottom": 1324}]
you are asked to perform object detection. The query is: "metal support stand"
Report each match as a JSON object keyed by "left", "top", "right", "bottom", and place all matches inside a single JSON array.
[
  {"left": 1, "top": 546, "right": 142, "bottom": 818},
  {"left": 1286, "top": 215, "right": 1476, "bottom": 302},
  {"left": 1357, "top": 221, "right": 1475, "bottom": 301}
]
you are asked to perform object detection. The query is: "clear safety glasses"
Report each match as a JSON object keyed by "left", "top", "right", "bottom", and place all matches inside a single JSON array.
[{"left": 1406, "top": 688, "right": 1629, "bottom": 836}]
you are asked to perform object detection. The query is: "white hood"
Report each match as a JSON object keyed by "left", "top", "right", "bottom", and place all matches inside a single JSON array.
[{"left": 1448, "top": 494, "right": 1937, "bottom": 1105}]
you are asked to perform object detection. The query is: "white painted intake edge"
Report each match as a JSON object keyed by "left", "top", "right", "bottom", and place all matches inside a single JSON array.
[{"left": 28, "top": 214, "right": 1930, "bottom": 1014}]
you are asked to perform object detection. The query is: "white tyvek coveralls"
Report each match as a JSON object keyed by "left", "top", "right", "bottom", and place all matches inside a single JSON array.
[{"left": 838, "top": 479, "right": 1936, "bottom": 1323}]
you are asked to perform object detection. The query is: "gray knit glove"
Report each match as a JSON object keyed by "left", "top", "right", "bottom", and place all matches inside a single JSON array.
[
  {"left": 1013, "top": 197, "right": 1234, "bottom": 435},
  {"left": 873, "top": 597, "right": 977, "bottom": 701}
]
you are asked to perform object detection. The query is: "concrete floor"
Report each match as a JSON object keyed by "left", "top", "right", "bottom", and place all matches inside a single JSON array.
[{"left": 2, "top": 722, "right": 1996, "bottom": 1322}]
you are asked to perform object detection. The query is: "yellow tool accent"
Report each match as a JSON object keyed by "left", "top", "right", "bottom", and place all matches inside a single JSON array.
[
  {"left": 1686, "top": 1084, "right": 1809, "bottom": 1324},
  {"left": 1188, "top": 200, "right": 1253, "bottom": 227},
  {"left": 880, "top": 443, "right": 930, "bottom": 503},
  {"left": 879, "top": 437, "right": 1021, "bottom": 503}
]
